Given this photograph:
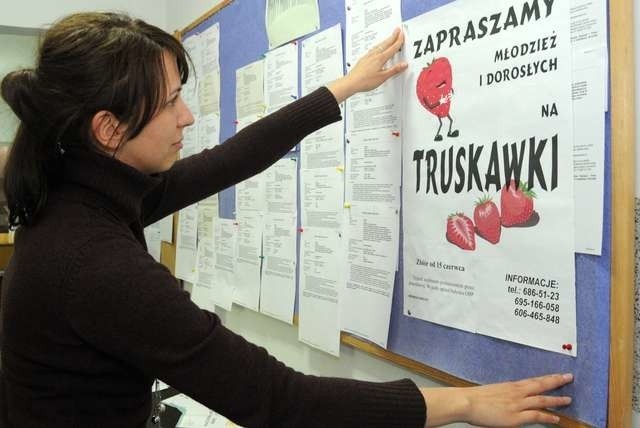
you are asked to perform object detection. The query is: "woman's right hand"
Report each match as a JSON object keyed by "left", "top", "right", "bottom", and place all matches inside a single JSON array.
[
  {"left": 327, "top": 28, "right": 407, "bottom": 103},
  {"left": 420, "top": 373, "right": 573, "bottom": 427}
]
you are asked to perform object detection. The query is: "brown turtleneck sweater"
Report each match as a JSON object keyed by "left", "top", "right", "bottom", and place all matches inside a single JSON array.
[{"left": 0, "top": 87, "right": 426, "bottom": 428}]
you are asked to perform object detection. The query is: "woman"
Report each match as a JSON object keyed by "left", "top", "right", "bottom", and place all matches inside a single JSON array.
[{"left": 0, "top": 12, "right": 572, "bottom": 428}]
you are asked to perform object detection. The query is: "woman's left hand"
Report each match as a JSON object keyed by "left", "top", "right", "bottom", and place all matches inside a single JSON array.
[{"left": 328, "top": 28, "right": 407, "bottom": 103}]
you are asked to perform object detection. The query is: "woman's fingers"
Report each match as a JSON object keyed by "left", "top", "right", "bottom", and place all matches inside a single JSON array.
[
  {"left": 515, "top": 410, "right": 561, "bottom": 425},
  {"left": 381, "top": 28, "right": 404, "bottom": 58},
  {"left": 381, "top": 62, "right": 408, "bottom": 80},
  {"left": 520, "top": 394, "right": 572, "bottom": 410},
  {"left": 372, "top": 27, "right": 401, "bottom": 54},
  {"left": 517, "top": 373, "right": 573, "bottom": 396}
]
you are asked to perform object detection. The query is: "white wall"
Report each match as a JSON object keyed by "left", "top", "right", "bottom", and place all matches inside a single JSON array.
[
  {"left": 0, "top": 32, "right": 39, "bottom": 144},
  {"left": 165, "top": 0, "right": 224, "bottom": 33},
  {"left": 0, "top": 0, "right": 166, "bottom": 31}
]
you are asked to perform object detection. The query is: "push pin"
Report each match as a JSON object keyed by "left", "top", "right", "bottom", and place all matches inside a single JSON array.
[
  {"left": 566, "top": 343, "right": 573, "bottom": 351},
  {"left": 344, "top": 202, "right": 351, "bottom": 208},
  {"left": 290, "top": 94, "right": 298, "bottom": 99},
  {"left": 336, "top": 166, "right": 344, "bottom": 172},
  {"left": 298, "top": 227, "right": 304, "bottom": 232},
  {"left": 392, "top": 131, "right": 400, "bottom": 137}
]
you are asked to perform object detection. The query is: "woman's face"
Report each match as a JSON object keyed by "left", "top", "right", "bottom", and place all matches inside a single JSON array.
[{"left": 116, "top": 51, "right": 194, "bottom": 174}]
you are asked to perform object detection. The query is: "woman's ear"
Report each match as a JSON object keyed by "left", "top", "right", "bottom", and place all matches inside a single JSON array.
[{"left": 91, "top": 111, "right": 126, "bottom": 152}]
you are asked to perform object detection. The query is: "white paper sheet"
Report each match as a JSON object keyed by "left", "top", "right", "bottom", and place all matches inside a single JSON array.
[
  {"left": 570, "top": 0, "right": 607, "bottom": 52},
  {"left": 236, "top": 60, "right": 266, "bottom": 120},
  {"left": 341, "top": 206, "right": 399, "bottom": 348},
  {"left": 301, "top": 24, "right": 345, "bottom": 169},
  {"left": 572, "top": 64, "right": 605, "bottom": 255},
  {"left": 570, "top": 0, "right": 608, "bottom": 108},
  {"left": 143, "top": 223, "right": 162, "bottom": 262},
  {"left": 402, "top": 0, "right": 577, "bottom": 355},
  {"left": 344, "top": 0, "right": 403, "bottom": 142},
  {"left": 196, "top": 112, "right": 222, "bottom": 209},
  {"left": 265, "top": 43, "right": 299, "bottom": 113},
  {"left": 198, "top": 23, "right": 221, "bottom": 115},
  {"left": 345, "top": 135, "right": 401, "bottom": 208},
  {"left": 233, "top": 213, "right": 263, "bottom": 311},
  {"left": 191, "top": 238, "right": 218, "bottom": 313},
  {"left": 265, "top": 158, "right": 297, "bottom": 215},
  {"left": 162, "top": 393, "right": 238, "bottom": 428},
  {"left": 298, "top": 227, "right": 344, "bottom": 356},
  {"left": 301, "top": 24, "right": 343, "bottom": 95},
  {"left": 235, "top": 172, "right": 267, "bottom": 215},
  {"left": 198, "top": 112, "right": 220, "bottom": 151},
  {"left": 175, "top": 204, "right": 198, "bottom": 283},
  {"left": 300, "top": 167, "right": 344, "bottom": 229},
  {"left": 265, "top": 0, "right": 320, "bottom": 49},
  {"left": 197, "top": 205, "right": 217, "bottom": 242},
  {"left": 182, "top": 35, "right": 202, "bottom": 115},
  {"left": 235, "top": 113, "right": 263, "bottom": 133},
  {"left": 157, "top": 215, "right": 174, "bottom": 243},
  {"left": 300, "top": 119, "right": 345, "bottom": 170},
  {"left": 212, "top": 219, "right": 238, "bottom": 311},
  {"left": 260, "top": 214, "right": 297, "bottom": 324}
]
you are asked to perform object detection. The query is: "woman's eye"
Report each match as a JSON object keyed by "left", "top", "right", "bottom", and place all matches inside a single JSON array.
[{"left": 166, "top": 96, "right": 179, "bottom": 107}]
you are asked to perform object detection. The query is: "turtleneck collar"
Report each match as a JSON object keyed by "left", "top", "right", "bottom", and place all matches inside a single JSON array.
[{"left": 61, "top": 146, "right": 162, "bottom": 224}]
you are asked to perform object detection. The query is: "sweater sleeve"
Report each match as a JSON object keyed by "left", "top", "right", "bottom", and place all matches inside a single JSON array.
[
  {"left": 142, "top": 87, "right": 341, "bottom": 226},
  {"left": 64, "top": 233, "right": 426, "bottom": 428}
]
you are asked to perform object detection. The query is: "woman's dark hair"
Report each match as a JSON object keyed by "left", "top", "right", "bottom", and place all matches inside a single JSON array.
[{"left": 0, "top": 12, "right": 190, "bottom": 227}]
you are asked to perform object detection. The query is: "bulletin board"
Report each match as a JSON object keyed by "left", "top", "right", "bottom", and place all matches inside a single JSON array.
[{"left": 174, "top": 1, "right": 635, "bottom": 426}]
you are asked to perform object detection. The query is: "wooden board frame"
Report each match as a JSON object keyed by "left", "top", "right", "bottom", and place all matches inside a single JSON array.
[
  {"left": 167, "top": 1, "right": 636, "bottom": 426},
  {"left": 608, "top": 0, "right": 635, "bottom": 426}
]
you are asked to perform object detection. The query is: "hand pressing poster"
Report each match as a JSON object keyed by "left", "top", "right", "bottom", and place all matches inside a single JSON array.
[{"left": 402, "top": 0, "right": 577, "bottom": 355}]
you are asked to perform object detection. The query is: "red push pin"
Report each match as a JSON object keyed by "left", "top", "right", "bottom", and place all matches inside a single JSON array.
[
  {"left": 234, "top": 120, "right": 239, "bottom": 124},
  {"left": 562, "top": 344, "right": 567, "bottom": 350},
  {"left": 566, "top": 343, "right": 573, "bottom": 351},
  {"left": 392, "top": 131, "right": 400, "bottom": 137},
  {"left": 298, "top": 227, "right": 304, "bottom": 233}
]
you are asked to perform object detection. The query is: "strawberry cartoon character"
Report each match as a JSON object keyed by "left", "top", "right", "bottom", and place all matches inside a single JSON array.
[
  {"left": 474, "top": 195, "right": 501, "bottom": 244},
  {"left": 446, "top": 213, "right": 475, "bottom": 251},
  {"left": 500, "top": 180, "right": 536, "bottom": 227},
  {"left": 416, "top": 57, "right": 459, "bottom": 142}
]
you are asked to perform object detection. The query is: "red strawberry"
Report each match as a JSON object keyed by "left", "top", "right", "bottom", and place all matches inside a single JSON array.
[
  {"left": 474, "top": 195, "right": 501, "bottom": 244},
  {"left": 500, "top": 180, "right": 536, "bottom": 226},
  {"left": 416, "top": 57, "right": 453, "bottom": 118},
  {"left": 446, "top": 213, "right": 476, "bottom": 251}
]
